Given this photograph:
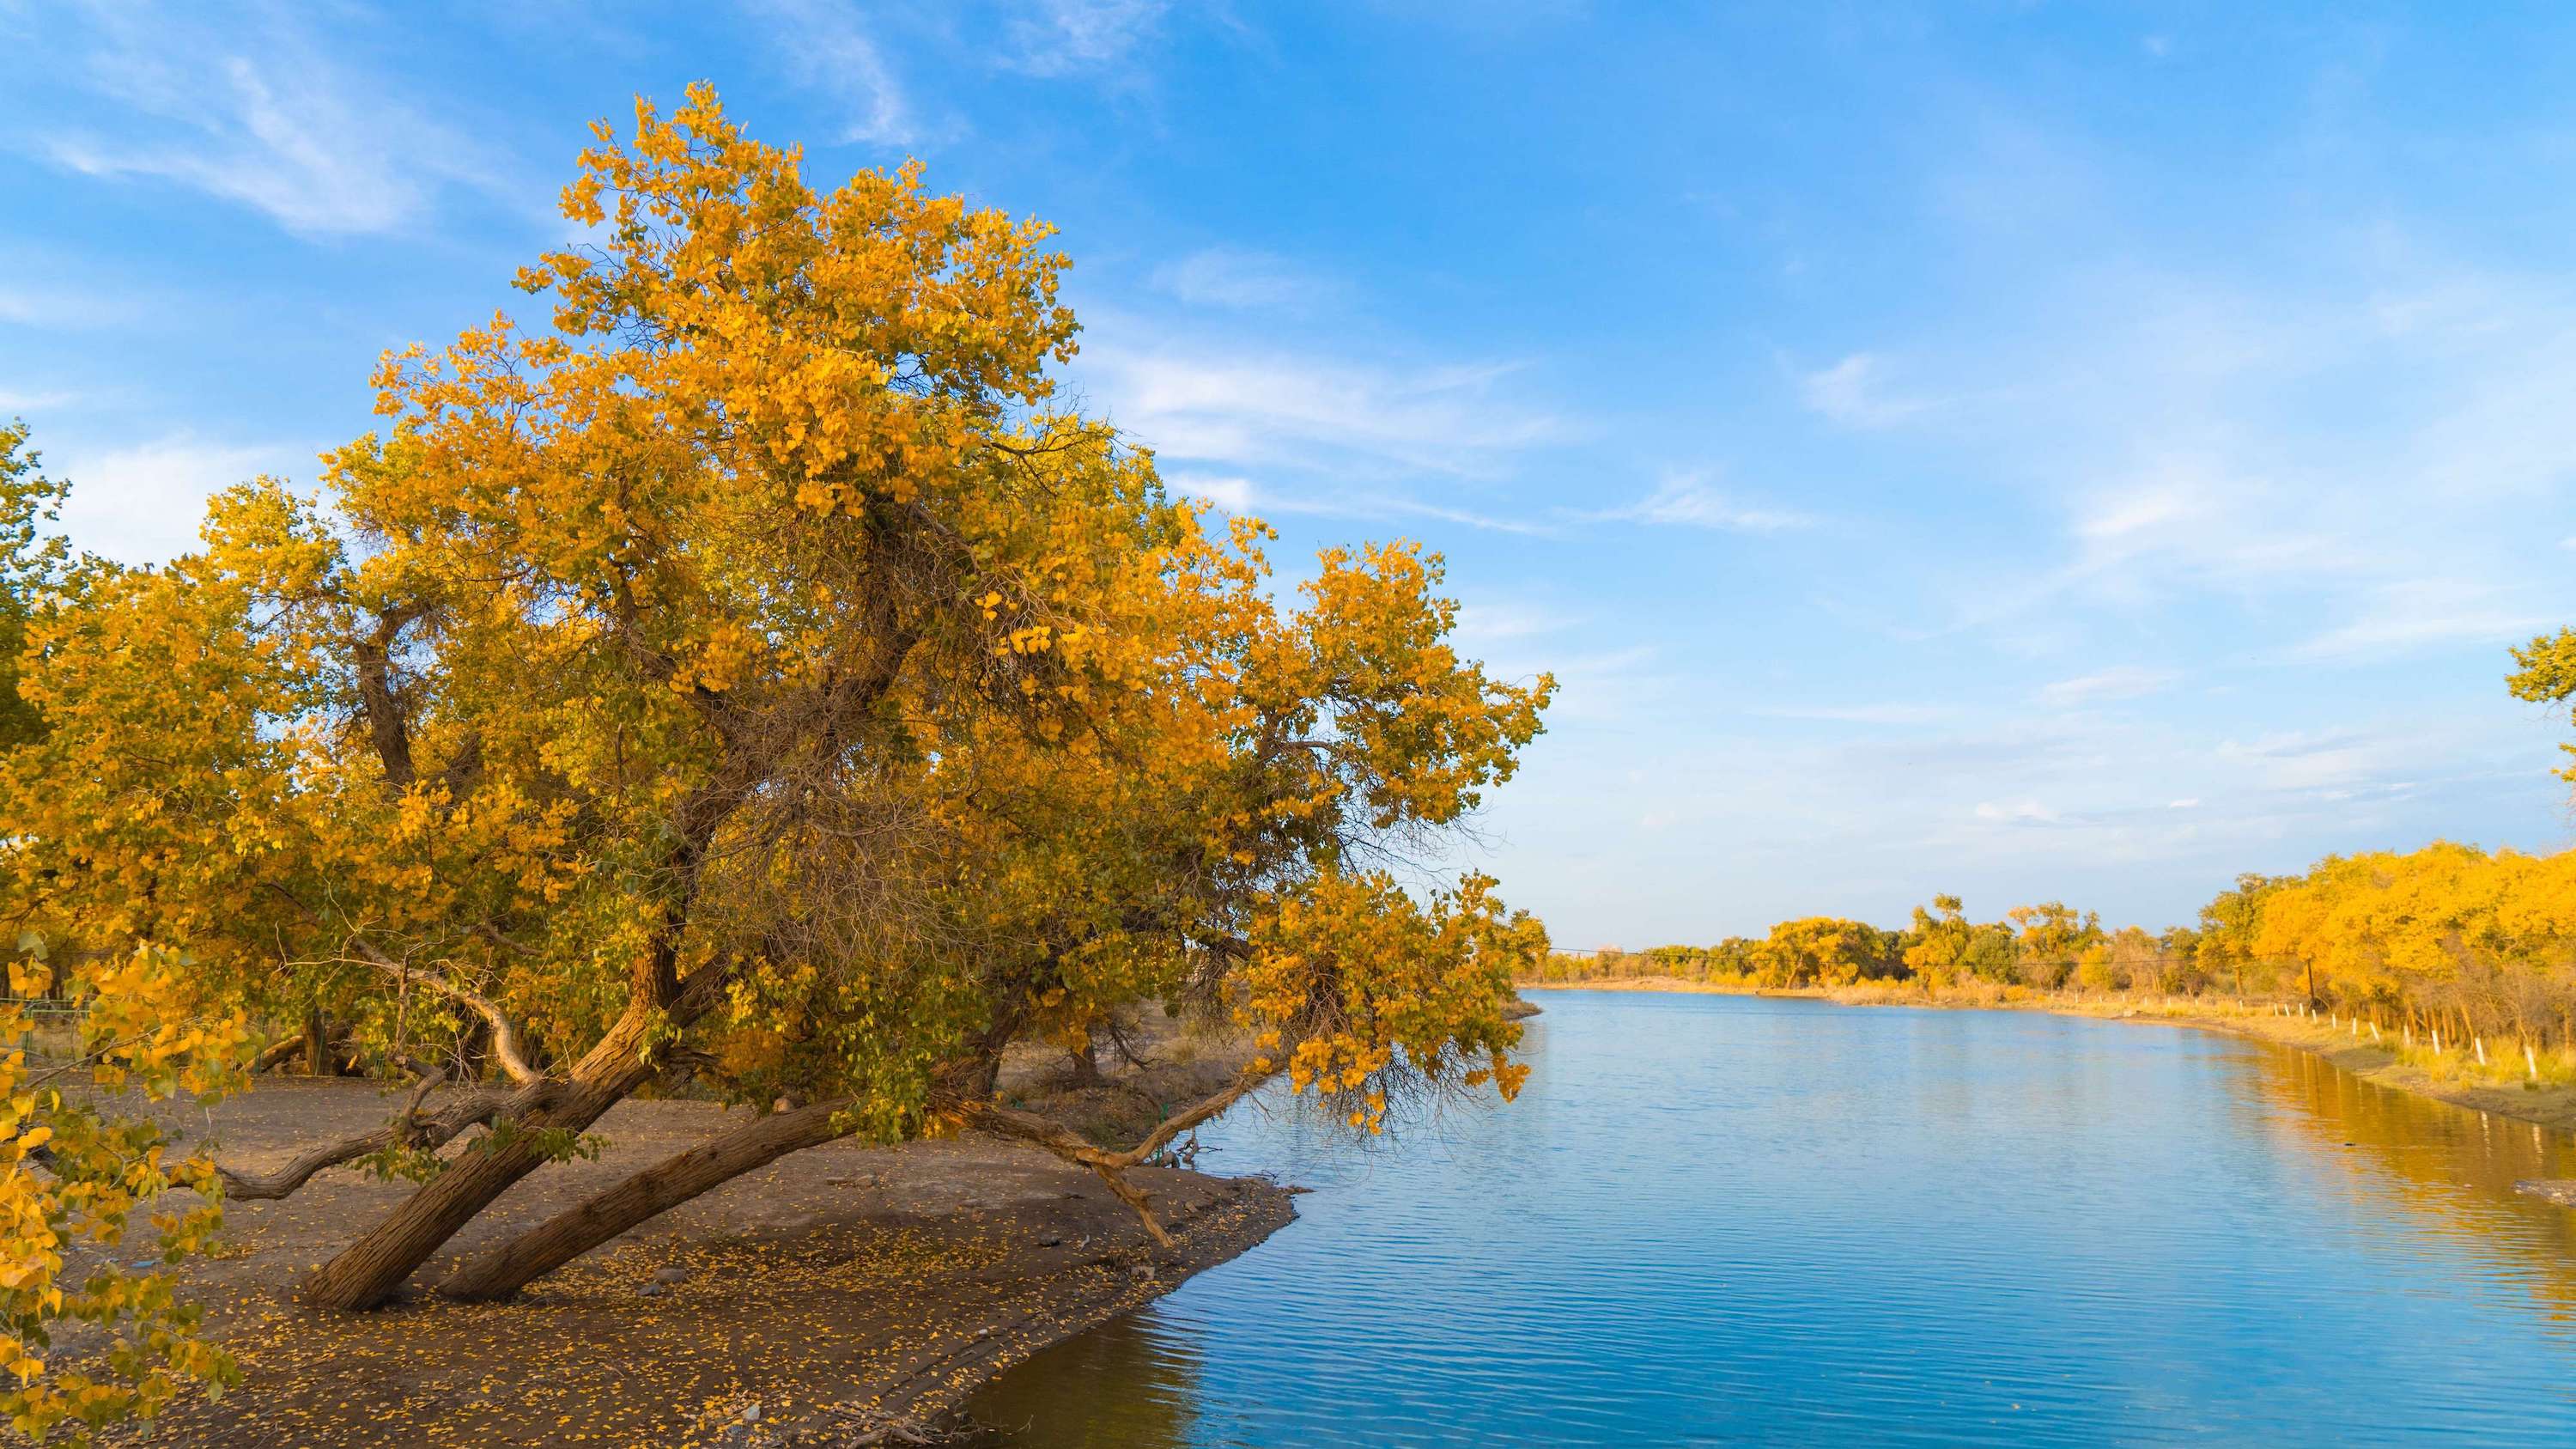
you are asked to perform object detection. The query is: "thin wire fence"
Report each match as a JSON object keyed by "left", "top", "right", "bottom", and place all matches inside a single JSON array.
[{"left": 0, "top": 996, "right": 88, "bottom": 1020}]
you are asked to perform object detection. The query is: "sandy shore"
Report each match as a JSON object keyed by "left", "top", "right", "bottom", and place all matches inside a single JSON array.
[
  {"left": 1522, "top": 977, "right": 2576, "bottom": 1136},
  {"left": 90, "top": 1039, "right": 1294, "bottom": 1447}
]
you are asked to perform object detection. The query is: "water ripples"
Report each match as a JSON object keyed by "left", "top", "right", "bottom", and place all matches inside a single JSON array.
[{"left": 974, "top": 995, "right": 2576, "bottom": 1445}]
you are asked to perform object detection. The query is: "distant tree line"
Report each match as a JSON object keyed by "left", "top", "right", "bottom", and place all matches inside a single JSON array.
[{"left": 1531, "top": 850, "right": 2576, "bottom": 1062}]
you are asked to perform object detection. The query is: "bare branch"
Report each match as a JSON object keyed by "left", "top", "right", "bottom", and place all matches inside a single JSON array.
[
  {"left": 338, "top": 936, "right": 544, "bottom": 1087},
  {"left": 952, "top": 1060, "right": 1278, "bottom": 1249},
  {"left": 216, "top": 1080, "right": 520, "bottom": 1202}
]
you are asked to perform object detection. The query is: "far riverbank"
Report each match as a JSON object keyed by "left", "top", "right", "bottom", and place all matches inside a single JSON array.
[{"left": 1521, "top": 977, "right": 2576, "bottom": 1136}]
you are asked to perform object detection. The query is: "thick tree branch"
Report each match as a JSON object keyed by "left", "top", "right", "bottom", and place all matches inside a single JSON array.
[
  {"left": 352, "top": 600, "right": 428, "bottom": 789},
  {"left": 216, "top": 1077, "right": 523, "bottom": 1202},
  {"left": 250, "top": 1034, "right": 311, "bottom": 1074}
]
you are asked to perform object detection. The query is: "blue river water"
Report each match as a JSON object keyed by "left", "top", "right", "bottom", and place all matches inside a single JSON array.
[{"left": 970, "top": 991, "right": 2576, "bottom": 1445}]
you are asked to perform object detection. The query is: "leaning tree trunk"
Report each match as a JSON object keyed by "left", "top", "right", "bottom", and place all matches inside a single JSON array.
[
  {"left": 439, "top": 1011, "right": 1030, "bottom": 1302},
  {"left": 438, "top": 1095, "right": 859, "bottom": 1301},
  {"left": 298, "top": 995, "right": 678, "bottom": 1310}
]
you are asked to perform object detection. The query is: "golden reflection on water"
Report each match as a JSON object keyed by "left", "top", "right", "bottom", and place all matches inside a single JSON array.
[{"left": 2232, "top": 1035, "right": 2576, "bottom": 1324}]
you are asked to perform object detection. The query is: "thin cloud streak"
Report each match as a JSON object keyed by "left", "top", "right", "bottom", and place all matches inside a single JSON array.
[
  {"left": 1800, "top": 351, "right": 1935, "bottom": 429},
  {"left": 1081, "top": 342, "right": 1566, "bottom": 478},
  {"left": 2037, "top": 667, "right": 2178, "bottom": 708},
  {"left": 1583, "top": 472, "right": 1811, "bottom": 532},
  {"left": 744, "top": 0, "right": 915, "bottom": 145},
  {"left": 1753, "top": 703, "right": 1963, "bottom": 726},
  {"left": 1001, "top": 0, "right": 1172, "bottom": 76},
  {"left": 1151, "top": 247, "right": 1340, "bottom": 313},
  {"left": 2293, "top": 580, "right": 2549, "bottom": 661}
]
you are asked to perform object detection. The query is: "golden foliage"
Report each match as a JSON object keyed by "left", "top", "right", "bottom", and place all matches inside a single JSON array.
[{"left": 0, "top": 944, "right": 252, "bottom": 1443}]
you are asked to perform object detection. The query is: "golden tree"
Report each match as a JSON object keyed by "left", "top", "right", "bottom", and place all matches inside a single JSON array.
[{"left": 1, "top": 87, "right": 1554, "bottom": 1329}]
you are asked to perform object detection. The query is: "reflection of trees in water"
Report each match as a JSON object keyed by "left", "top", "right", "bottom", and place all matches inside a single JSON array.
[
  {"left": 2242, "top": 1038, "right": 2576, "bottom": 1323},
  {"left": 966, "top": 1312, "right": 1201, "bottom": 1448}
]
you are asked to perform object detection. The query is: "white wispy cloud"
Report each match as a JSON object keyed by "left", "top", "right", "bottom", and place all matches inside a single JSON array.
[
  {"left": 30, "top": 3, "right": 513, "bottom": 237},
  {"left": 1452, "top": 600, "right": 1586, "bottom": 648},
  {"left": 0, "top": 281, "right": 142, "bottom": 331},
  {"left": 745, "top": 0, "right": 915, "bottom": 145},
  {"left": 1157, "top": 470, "right": 1550, "bottom": 534},
  {"left": 1002, "top": 0, "right": 1172, "bottom": 75},
  {"left": 1755, "top": 703, "right": 1961, "bottom": 726},
  {"left": 1151, "top": 247, "right": 1340, "bottom": 313},
  {"left": 1587, "top": 472, "right": 1809, "bottom": 532},
  {"left": 2293, "top": 579, "right": 2549, "bottom": 661},
  {"left": 0, "top": 387, "right": 83, "bottom": 414},
  {"left": 1376, "top": 496, "right": 1557, "bottom": 536},
  {"left": 1804, "top": 119, "right": 2576, "bottom": 663},
  {"left": 2063, "top": 463, "right": 2361, "bottom": 598},
  {"left": 2212, "top": 728, "right": 2413, "bottom": 794},
  {"left": 1163, "top": 472, "right": 1257, "bottom": 513},
  {"left": 1973, "top": 799, "right": 2064, "bottom": 826},
  {"left": 2036, "top": 666, "right": 2178, "bottom": 708},
  {"left": 1800, "top": 352, "right": 1933, "bottom": 429},
  {"left": 1523, "top": 643, "right": 1670, "bottom": 724},
  {"left": 1083, "top": 343, "right": 1563, "bottom": 478}
]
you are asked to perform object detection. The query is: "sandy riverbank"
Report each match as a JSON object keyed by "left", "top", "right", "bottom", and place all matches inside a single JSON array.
[
  {"left": 91, "top": 1032, "right": 1293, "bottom": 1447},
  {"left": 1522, "top": 977, "right": 2576, "bottom": 1136}
]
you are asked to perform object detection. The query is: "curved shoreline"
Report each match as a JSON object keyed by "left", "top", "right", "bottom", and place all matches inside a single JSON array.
[
  {"left": 1521, "top": 977, "right": 2576, "bottom": 1138},
  {"left": 835, "top": 1172, "right": 1297, "bottom": 1443}
]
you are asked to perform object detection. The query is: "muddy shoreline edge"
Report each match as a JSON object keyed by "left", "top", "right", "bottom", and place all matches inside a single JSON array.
[{"left": 853, "top": 1172, "right": 1298, "bottom": 1444}]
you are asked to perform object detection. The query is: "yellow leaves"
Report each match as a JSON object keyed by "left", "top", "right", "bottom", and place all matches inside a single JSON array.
[
  {"left": 3, "top": 957, "right": 42, "bottom": 1000},
  {"left": 1236, "top": 869, "right": 1540, "bottom": 1140},
  {"left": 0, "top": 945, "right": 246, "bottom": 1440}
]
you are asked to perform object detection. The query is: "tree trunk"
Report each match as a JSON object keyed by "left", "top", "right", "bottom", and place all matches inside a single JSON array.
[
  {"left": 436, "top": 1004, "right": 1030, "bottom": 1304},
  {"left": 252, "top": 1034, "right": 310, "bottom": 1074},
  {"left": 297, "top": 995, "right": 674, "bottom": 1310},
  {"left": 438, "top": 1096, "right": 858, "bottom": 1301},
  {"left": 304, "top": 1008, "right": 329, "bottom": 1077}
]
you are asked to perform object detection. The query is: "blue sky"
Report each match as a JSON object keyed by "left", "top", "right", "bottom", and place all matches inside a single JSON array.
[{"left": 7, "top": 2, "right": 2576, "bottom": 947}]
